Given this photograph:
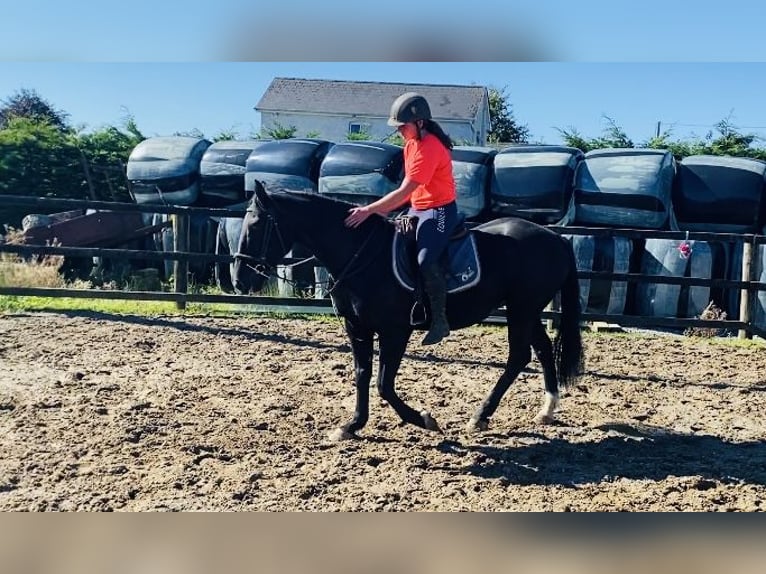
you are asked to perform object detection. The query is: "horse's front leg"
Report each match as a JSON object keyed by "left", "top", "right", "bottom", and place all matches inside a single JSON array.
[
  {"left": 377, "top": 330, "right": 442, "bottom": 433},
  {"left": 328, "top": 320, "right": 374, "bottom": 442}
]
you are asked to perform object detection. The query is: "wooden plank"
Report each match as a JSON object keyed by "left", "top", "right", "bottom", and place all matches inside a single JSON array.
[
  {"left": 22, "top": 211, "right": 146, "bottom": 247},
  {"left": 1, "top": 194, "right": 245, "bottom": 217},
  {"left": 590, "top": 321, "right": 624, "bottom": 333}
]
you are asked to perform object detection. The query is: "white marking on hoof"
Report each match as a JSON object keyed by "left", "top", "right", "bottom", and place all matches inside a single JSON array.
[
  {"left": 466, "top": 418, "right": 489, "bottom": 433},
  {"left": 327, "top": 427, "right": 354, "bottom": 442},
  {"left": 534, "top": 413, "right": 556, "bottom": 425},
  {"left": 535, "top": 391, "right": 559, "bottom": 424},
  {"left": 420, "top": 410, "right": 442, "bottom": 433}
]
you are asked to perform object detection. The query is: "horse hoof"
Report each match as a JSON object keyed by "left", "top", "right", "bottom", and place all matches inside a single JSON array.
[
  {"left": 420, "top": 411, "right": 443, "bottom": 433},
  {"left": 466, "top": 419, "right": 489, "bottom": 433},
  {"left": 327, "top": 427, "right": 355, "bottom": 442},
  {"left": 534, "top": 414, "right": 556, "bottom": 425}
]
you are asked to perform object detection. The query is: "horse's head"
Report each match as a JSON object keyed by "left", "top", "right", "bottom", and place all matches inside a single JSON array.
[{"left": 233, "top": 187, "right": 295, "bottom": 295}]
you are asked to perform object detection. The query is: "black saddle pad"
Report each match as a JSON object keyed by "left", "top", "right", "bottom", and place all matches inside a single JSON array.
[{"left": 392, "top": 232, "right": 481, "bottom": 293}]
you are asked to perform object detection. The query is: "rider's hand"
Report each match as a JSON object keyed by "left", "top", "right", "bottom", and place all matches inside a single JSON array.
[{"left": 345, "top": 206, "right": 371, "bottom": 228}]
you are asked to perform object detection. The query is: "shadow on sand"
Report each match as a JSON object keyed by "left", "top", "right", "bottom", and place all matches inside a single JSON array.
[{"left": 436, "top": 422, "right": 766, "bottom": 487}]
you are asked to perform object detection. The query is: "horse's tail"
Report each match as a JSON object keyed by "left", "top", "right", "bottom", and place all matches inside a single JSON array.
[{"left": 554, "top": 242, "right": 585, "bottom": 389}]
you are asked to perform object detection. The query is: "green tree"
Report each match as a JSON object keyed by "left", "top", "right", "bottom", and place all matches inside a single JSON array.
[
  {"left": 645, "top": 117, "right": 766, "bottom": 161},
  {"left": 213, "top": 128, "right": 238, "bottom": 142},
  {"left": 557, "top": 113, "right": 766, "bottom": 160},
  {"left": 259, "top": 121, "right": 297, "bottom": 140},
  {"left": 644, "top": 131, "right": 699, "bottom": 159},
  {"left": 706, "top": 118, "right": 762, "bottom": 158},
  {"left": 173, "top": 128, "right": 206, "bottom": 139},
  {"left": 0, "top": 88, "right": 69, "bottom": 131},
  {"left": 554, "top": 127, "right": 592, "bottom": 152},
  {"left": 76, "top": 116, "right": 146, "bottom": 201},
  {"left": 487, "top": 86, "right": 529, "bottom": 144},
  {"left": 557, "top": 115, "right": 634, "bottom": 152},
  {"left": 0, "top": 116, "right": 85, "bottom": 226},
  {"left": 0, "top": 97, "right": 147, "bottom": 226},
  {"left": 346, "top": 130, "right": 372, "bottom": 141}
]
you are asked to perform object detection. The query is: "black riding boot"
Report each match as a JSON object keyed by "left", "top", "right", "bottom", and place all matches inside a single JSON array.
[{"left": 421, "top": 263, "right": 450, "bottom": 345}]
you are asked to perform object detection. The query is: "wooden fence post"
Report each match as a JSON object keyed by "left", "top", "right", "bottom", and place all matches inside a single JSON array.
[
  {"left": 544, "top": 300, "right": 555, "bottom": 332},
  {"left": 738, "top": 240, "right": 754, "bottom": 339},
  {"left": 78, "top": 150, "right": 98, "bottom": 200},
  {"left": 172, "top": 214, "right": 189, "bottom": 311}
]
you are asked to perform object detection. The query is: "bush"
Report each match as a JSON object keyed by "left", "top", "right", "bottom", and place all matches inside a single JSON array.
[
  {"left": 684, "top": 301, "right": 728, "bottom": 338},
  {"left": 0, "top": 228, "right": 66, "bottom": 288}
]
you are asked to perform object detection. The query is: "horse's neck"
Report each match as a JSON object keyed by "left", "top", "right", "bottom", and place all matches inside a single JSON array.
[{"left": 294, "top": 211, "right": 387, "bottom": 277}]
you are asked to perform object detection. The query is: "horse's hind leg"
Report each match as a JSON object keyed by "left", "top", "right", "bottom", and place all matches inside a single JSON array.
[
  {"left": 377, "top": 330, "right": 441, "bottom": 433},
  {"left": 530, "top": 320, "right": 560, "bottom": 424},
  {"left": 467, "top": 318, "right": 534, "bottom": 433}
]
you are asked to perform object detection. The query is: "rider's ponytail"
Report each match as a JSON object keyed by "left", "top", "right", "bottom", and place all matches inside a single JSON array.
[{"left": 423, "top": 119, "right": 454, "bottom": 151}]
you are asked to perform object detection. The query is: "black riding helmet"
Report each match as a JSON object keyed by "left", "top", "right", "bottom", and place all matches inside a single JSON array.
[{"left": 387, "top": 92, "right": 432, "bottom": 127}]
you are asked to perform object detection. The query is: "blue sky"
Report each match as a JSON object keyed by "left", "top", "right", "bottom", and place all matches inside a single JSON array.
[
  {"left": 2, "top": 62, "right": 766, "bottom": 146},
  {"left": 2, "top": 1, "right": 766, "bottom": 145}
]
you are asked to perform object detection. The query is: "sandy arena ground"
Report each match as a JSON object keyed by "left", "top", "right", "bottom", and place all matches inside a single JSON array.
[{"left": 1, "top": 311, "right": 764, "bottom": 511}]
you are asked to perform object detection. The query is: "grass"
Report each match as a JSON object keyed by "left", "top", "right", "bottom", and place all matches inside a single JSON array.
[
  {"left": 0, "top": 229, "right": 67, "bottom": 289},
  {"left": 0, "top": 241, "right": 332, "bottom": 318},
  {"left": 0, "top": 234, "right": 223, "bottom": 316},
  {"left": 0, "top": 294, "right": 187, "bottom": 315},
  {"left": 0, "top": 274, "right": 303, "bottom": 317},
  {"left": 2, "top": 292, "right": 763, "bottom": 348},
  {"left": 587, "top": 327, "right": 765, "bottom": 348},
  {"left": 0, "top": 294, "right": 340, "bottom": 322}
]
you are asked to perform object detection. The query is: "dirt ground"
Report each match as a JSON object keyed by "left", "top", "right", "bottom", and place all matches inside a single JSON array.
[{"left": 0, "top": 311, "right": 764, "bottom": 511}]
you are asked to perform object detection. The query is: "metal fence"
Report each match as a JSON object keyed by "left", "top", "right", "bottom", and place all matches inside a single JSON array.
[{"left": 1, "top": 194, "right": 765, "bottom": 339}]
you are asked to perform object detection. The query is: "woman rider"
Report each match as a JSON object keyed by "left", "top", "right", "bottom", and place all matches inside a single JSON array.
[{"left": 344, "top": 92, "right": 459, "bottom": 345}]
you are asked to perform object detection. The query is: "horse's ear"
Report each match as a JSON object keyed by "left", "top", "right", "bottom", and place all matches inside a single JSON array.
[{"left": 254, "top": 181, "right": 272, "bottom": 209}]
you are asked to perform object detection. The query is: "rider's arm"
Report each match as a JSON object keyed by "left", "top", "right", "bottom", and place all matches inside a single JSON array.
[{"left": 365, "top": 176, "right": 419, "bottom": 216}]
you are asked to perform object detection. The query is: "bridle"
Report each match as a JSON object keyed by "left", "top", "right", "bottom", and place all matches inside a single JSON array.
[
  {"left": 233, "top": 201, "right": 297, "bottom": 280},
  {"left": 233, "top": 198, "right": 385, "bottom": 293}
]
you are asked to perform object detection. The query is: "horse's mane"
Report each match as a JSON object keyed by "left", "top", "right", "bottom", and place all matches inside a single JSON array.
[
  {"left": 268, "top": 191, "right": 394, "bottom": 230},
  {"left": 271, "top": 190, "right": 355, "bottom": 211}
]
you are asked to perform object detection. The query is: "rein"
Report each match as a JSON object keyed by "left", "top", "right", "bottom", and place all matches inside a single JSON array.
[
  {"left": 235, "top": 251, "right": 318, "bottom": 287},
  {"left": 234, "top": 201, "right": 386, "bottom": 294},
  {"left": 326, "top": 223, "right": 384, "bottom": 295},
  {"left": 233, "top": 205, "right": 295, "bottom": 280}
]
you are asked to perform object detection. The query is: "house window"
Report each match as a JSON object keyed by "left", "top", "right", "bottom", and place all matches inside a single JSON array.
[{"left": 348, "top": 122, "right": 370, "bottom": 135}]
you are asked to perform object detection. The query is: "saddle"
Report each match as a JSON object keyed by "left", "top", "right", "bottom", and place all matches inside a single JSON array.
[{"left": 392, "top": 221, "right": 481, "bottom": 295}]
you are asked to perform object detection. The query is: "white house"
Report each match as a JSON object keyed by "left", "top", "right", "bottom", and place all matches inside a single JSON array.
[{"left": 255, "top": 77, "right": 491, "bottom": 145}]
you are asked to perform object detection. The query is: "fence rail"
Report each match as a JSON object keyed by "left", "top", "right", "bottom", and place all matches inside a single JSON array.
[
  {"left": 0, "top": 194, "right": 246, "bottom": 218},
  {"left": 1, "top": 195, "right": 764, "bottom": 339},
  {"left": 0, "top": 286, "right": 760, "bottom": 338}
]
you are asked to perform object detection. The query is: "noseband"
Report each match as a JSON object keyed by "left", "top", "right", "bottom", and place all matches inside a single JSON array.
[
  {"left": 233, "top": 203, "right": 291, "bottom": 278},
  {"left": 234, "top": 197, "right": 383, "bottom": 293}
]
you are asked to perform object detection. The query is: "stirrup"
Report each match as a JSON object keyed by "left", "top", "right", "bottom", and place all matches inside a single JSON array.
[{"left": 410, "top": 301, "right": 427, "bottom": 326}]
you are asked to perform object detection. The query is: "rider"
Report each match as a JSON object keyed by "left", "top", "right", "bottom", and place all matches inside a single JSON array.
[{"left": 344, "top": 92, "right": 459, "bottom": 345}]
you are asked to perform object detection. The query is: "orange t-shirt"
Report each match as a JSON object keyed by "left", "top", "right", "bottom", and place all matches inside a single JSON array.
[{"left": 404, "top": 133, "right": 456, "bottom": 210}]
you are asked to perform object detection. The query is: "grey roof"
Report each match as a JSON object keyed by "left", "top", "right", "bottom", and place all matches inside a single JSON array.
[{"left": 256, "top": 78, "right": 488, "bottom": 121}]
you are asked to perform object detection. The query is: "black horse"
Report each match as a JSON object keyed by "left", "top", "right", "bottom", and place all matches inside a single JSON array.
[{"left": 234, "top": 188, "right": 584, "bottom": 440}]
